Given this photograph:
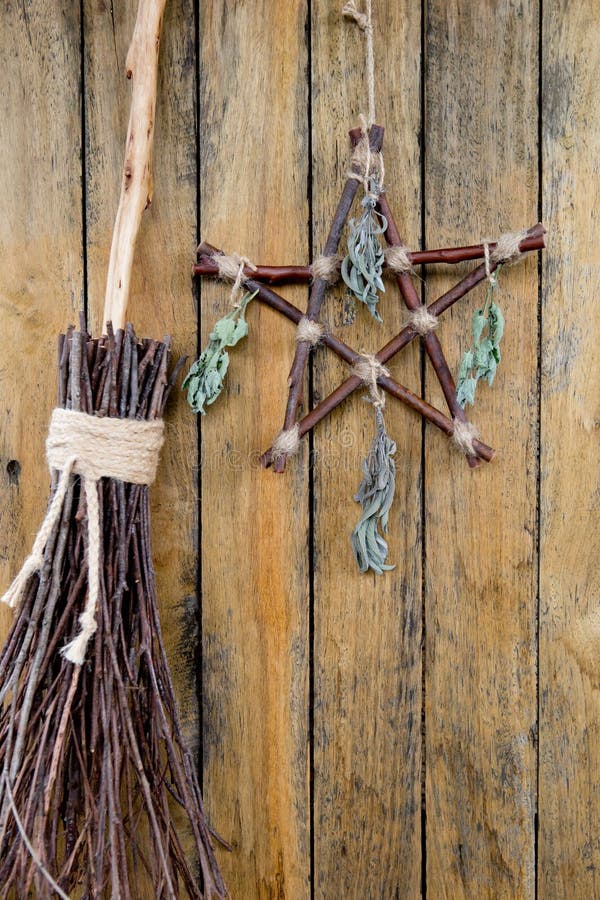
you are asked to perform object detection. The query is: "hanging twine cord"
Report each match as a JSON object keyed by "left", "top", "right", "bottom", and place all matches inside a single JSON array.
[
  {"left": 1, "top": 408, "right": 164, "bottom": 665},
  {"left": 296, "top": 317, "right": 325, "bottom": 346},
  {"left": 407, "top": 306, "right": 438, "bottom": 336},
  {"left": 310, "top": 254, "right": 341, "bottom": 284},
  {"left": 451, "top": 418, "right": 481, "bottom": 457},
  {"left": 216, "top": 252, "right": 257, "bottom": 307},
  {"left": 483, "top": 242, "right": 497, "bottom": 287},
  {"left": 271, "top": 423, "right": 301, "bottom": 462},
  {"left": 343, "top": 1, "right": 384, "bottom": 195},
  {"left": 343, "top": 0, "right": 375, "bottom": 127},
  {"left": 352, "top": 352, "right": 390, "bottom": 409},
  {"left": 384, "top": 244, "right": 412, "bottom": 274}
]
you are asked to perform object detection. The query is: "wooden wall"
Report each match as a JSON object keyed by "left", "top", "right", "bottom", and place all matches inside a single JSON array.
[{"left": 0, "top": 1, "right": 598, "bottom": 897}]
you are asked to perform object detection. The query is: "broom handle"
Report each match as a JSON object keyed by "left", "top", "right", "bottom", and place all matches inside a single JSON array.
[{"left": 102, "top": 0, "right": 167, "bottom": 333}]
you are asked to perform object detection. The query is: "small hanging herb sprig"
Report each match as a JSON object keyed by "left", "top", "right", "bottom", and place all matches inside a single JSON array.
[
  {"left": 456, "top": 266, "right": 505, "bottom": 408},
  {"left": 350, "top": 407, "right": 397, "bottom": 574},
  {"left": 183, "top": 289, "right": 258, "bottom": 414},
  {"left": 341, "top": 175, "right": 387, "bottom": 322}
]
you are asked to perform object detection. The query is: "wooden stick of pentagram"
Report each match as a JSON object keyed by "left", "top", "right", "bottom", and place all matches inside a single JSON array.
[
  {"left": 257, "top": 222, "right": 544, "bottom": 465},
  {"left": 192, "top": 233, "right": 546, "bottom": 284},
  {"left": 195, "top": 244, "right": 495, "bottom": 462},
  {"left": 272, "top": 123, "right": 385, "bottom": 472},
  {"left": 376, "top": 191, "right": 481, "bottom": 467}
]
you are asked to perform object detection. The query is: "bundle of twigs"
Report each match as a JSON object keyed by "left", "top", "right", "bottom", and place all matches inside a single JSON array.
[
  {"left": 0, "top": 0, "right": 227, "bottom": 896},
  {"left": 0, "top": 319, "right": 225, "bottom": 898}
]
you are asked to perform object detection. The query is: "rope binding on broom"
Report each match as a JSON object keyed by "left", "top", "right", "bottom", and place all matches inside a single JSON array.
[{"left": 1, "top": 408, "right": 164, "bottom": 664}]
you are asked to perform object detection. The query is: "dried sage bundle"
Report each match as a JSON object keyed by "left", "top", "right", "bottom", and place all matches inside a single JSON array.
[
  {"left": 350, "top": 408, "right": 396, "bottom": 574},
  {"left": 341, "top": 177, "right": 387, "bottom": 322},
  {"left": 183, "top": 289, "right": 258, "bottom": 414}
]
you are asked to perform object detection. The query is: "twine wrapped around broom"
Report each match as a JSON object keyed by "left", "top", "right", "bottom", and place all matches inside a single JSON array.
[{"left": 0, "top": 0, "right": 227, "bottom": 896}]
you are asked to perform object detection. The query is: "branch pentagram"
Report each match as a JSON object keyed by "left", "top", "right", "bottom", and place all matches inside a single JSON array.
[{"left": 194, "top": 124, "right": 545, "bottom": 474}]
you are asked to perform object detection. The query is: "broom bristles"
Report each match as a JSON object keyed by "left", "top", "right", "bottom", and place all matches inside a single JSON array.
[{"left": 0, "top": 325, "right": 227, "bottom": 899}]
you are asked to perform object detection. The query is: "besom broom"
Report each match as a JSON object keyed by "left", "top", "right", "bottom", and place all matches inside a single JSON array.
[{"left": 0, "top": 1, "right": 227, "bottom": 897}]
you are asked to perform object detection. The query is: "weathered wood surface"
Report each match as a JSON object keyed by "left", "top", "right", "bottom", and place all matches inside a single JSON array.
[
  {"left": 539, "top": 2, "right": 600, "bottom": 896},
  {"left": 311, "top": 1, "right": 422, "bottom": 896},
  {"left": 424, "top": 2, "right": 539, "bottom": 896},
  {"left": 0, "top": 1, "right": 599, "bottom": 897},
  {"left": 199, "top": 2, "right": 311, "bottom": 896}
]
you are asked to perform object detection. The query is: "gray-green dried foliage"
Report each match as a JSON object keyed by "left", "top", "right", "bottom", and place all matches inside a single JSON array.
[
  {"left": 341, "top": 178, "right": 387, "bottom": 322},
  {"left": 456, "top": 270, "right": 505, "bottom": 408},
  {"left": 350, "top": 409, "right": 397, "bottom": 575},
  {"left": 183, "top": 290, "right": 258, "bottom": 414}
]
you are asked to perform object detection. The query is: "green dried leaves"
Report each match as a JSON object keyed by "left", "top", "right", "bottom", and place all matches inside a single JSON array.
[
  {"left": 456, "top": 271, "right": 505, "bottom": 408},
  {"left": 350, "top": 409, "right": 397, "bottom": 575},
  {"left": 183, "top": 290, "right": 258, "bottom": 414},
  {"left": 341, "top": 179, "right": 387, "bottom": 322}
]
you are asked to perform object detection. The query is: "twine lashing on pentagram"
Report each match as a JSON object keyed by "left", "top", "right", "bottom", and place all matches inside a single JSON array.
[
  {"left": 216, "top": 252, "right": 257, "bottom": 307},
  {"left": 491, "top": 228, "right": 529, "bottom": 265},
  {"left": 407, "top": 306, "right": 438, "bottom": 336},
  {"left": 310, "top": 254, "right": 341, "bottom": 284},
  {"left": 296, "top": 317, "right": 325, "bottom": 346},
  {"left": 451, "top": 417, "right": 481, "bottom": 457},
  {"left": 1, "top": 408, "right": 164, "bottom": 665},
  {"left": 271, "top": 423, "right": 301, "bottom": 462},
  {"left": 352, "top": 351, "right": 390, "bottom": 409},
  {"left": 384, "top": 244, "right": 413, "bottom": 274}
]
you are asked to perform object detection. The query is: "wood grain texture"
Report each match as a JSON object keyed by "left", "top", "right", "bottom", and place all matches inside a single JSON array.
[
  {"left": 424, "top": 2, "right": 539, "bottom": 896},
  {"left": 311, "top": 1, "right": 423, "bottom": 895},
  {"left": 82, "top": 0, "right": 199, "bottom": 839},
  {"left": 539, "top": 3, "right": 600, "bottom": 895},
  {"left": 0, "top": 6, "right": 83, "bottom": 638},
  {"left": 199, "top": 2, "right": 310, "bottom": 895}
]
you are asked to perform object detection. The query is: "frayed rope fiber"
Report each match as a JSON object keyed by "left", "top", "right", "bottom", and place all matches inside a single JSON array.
[
  {"left": 384, "top": 244, "right": 412, "bottom": 274},
  {"left": 216, "top": 252, "right": 257, "bottom": 307},
  {"left": 1, "top": 409, "right": 164, "bottom": 664},
  {"left": 451, "top": 417, "right": 480, "bottom": 456},
  {"left": 310, "top": 254, "right": 340, "bottom": 284},
  {"left": 296, "top": 317, "right": 325, "bottom": 346},
  {"left": 271, "top": 424, "right": 301, "bottom": 462},
  {"left": 352, "top": 352, "right": 390, "bottom": 409},
  {"left": 491, "top": 228, "right": 529, "bottom": 265},
  {"left": 408, "top": 306, "right": 438, "bottom": 336}
]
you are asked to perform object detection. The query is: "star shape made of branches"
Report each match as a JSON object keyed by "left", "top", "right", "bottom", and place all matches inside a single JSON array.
[{"left": 193, "top": 125, "right": 546, "bottom": 472}]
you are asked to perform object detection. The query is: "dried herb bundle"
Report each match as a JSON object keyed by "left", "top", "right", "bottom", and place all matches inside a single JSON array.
[
  {"left": 350, "top": 408, "right": 396, "bottom": 574},
  {"left": 456, "top": 269, "right": 505, "bottom": 408},
  {"left": 341, "top": 177, "right": 387, "bottom": 322},
  {"left": 183, "top": 289, "right": 257, "bottom": 414},
  {"left": 0, "top": 323, "right": 226, "bottom": 899}
]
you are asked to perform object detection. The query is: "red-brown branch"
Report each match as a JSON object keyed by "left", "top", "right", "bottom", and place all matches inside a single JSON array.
[
  {"left": 259, "top": 222, "right": 545, "bottom": 461},
  {"left": 376, "top": 192, "right": 480, "bottom": 468},
  {"left": 272, "top": 124, "right": 385, "bottom": 471},
  {"left": 193, "top": 231, "right": 546, "bottom": 284}
]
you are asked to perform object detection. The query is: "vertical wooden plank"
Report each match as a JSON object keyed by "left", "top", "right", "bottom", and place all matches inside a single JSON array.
[
  {"left": 200, "top": 2, "right": 310, "bottom": 895},
  {"left": 424, "top": 3, "right": 539, "bottom": 897},
  {"left": 539, "top": 4, "right": 600, "bottom": 894},
  {"left": 311, "top": 2, "right": 423, "bottom": 895},
  {"left": 82, "top": 0, "right": 199, "bottom": 832},
  {"left": 0, "top": 6, "right": 82, "bottom": 638}
]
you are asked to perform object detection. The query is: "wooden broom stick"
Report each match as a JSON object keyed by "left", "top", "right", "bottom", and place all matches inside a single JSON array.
[{"left": 102, "top": 0, "right": 167, "bottom": 333}]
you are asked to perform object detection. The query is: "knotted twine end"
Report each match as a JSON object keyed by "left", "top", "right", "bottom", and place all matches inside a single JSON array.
[
  {"left": 384, "top": 244, "right": 412, "bottom": 274},
  {"left": 296, "top": 317, "right": 325, "bottom": 347},
  {"left": 408, "top": 306, "right": 438, "bottom": 336},
  {"left": 491, "top": 229, "right": 529, "bottom": 266},
  {"left": 2, "top": 408, "right": 164, "bottom": 665},
  {"left": 352, "top": 352, "right": 390, "bottom": 409},
  {"left": 451, "top": 418, "right": 481, "bottom": 457},
  {"left": 216, "top": 252, "right": 257, "bottom": 307},
  {"left": 271, "top": 424, "right": 301, "bottom": 463}
]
